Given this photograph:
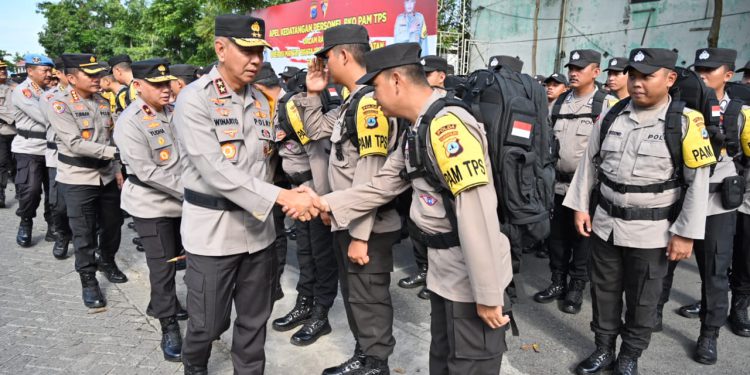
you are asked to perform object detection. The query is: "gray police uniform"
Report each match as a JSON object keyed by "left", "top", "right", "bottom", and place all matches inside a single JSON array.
[
  {"left": 326, "top": 90, "right": 513, "bottom": 374},
  {"left": 297, "top": 86, "right": 402, "bottom": 361},
  {"left": 0, "top": 81, "right": 15, "bottom": 199},
  {"left": 563, "top": 98, "right": 711, "bottom": 355},
  {"left": 113, "top": 97, "right": 183, "bottom": 319},
  {"left": 40, "top": 84, "right": 71, "bottom": 242},
  {"left": 393, "top": 12, "right": 429, "bottom": 56},
  {"left": 172, "top": 66, "right": 279, "bottom": 372},
  {"left": 12, "top": 78, "right": 51, "bottom": 225}
]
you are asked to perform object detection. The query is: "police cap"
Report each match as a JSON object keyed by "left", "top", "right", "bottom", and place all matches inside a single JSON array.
[
  {"left": 23, "top": 54, "right": 54, "bottom": 67},
  {"left": 544, "top": 73, "right": 568, "bottom": 85},
  {"left": 314, "top": 24, "right": 370, "bottom": 57},
  {"left": 170, "top": 64, "right": 198, "bottom": 81},
  {"left": 356, "top": 42, "right": 422, "bottom": 85},
  {"left": 279, "top": 66, "right": 300, "bottom": 79},
  {"left": 736, "top": 60, "right": 750, "bottom": 73},
  {"left": 604, "top": 57, "right": 627, "bottom": 72},
  {"left": 420, "top": 55, "right": 448, "bottom": 73},
  {"left": 693, "top": 48, "right": 737, "bottom": 69},
  {"left": 625, "top": 48, "right": 677, "bottom": 75},
  {"left": 62, "top": 54, "right": 107, "bottom": 75},
  {"left": 253, "top": 62, "right": 280, "bottom": 86},
  {"left": 108, "top": 54, "right": 132, "bottom": 68},
  {"left": 132, "top": 58, "right": 177, "bottom": 83},
  {"left": 215, "top": 14, "right": 271, "bottom": 49},
  {"left": 488, "top": 55, "right": 523, "bottom": 73},
  {"left": 565, "top": 49, "right": 601, "bottom": 69},
  {"left": 0, "top": 61, "right": 6, "bottom": 69}
]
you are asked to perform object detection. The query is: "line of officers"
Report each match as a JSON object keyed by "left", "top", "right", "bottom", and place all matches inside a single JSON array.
[{"left": 0, "top": 13, "right": 749, "bottom": 375}]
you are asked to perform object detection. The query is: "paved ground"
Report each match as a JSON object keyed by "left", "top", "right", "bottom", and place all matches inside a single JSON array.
[{"left": 1, "top": 181, "right": 749, "bottom": 374}]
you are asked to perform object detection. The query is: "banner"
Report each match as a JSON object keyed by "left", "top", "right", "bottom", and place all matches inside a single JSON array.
[{"left": 252, "top": 0, "right": 438, "bottom": 73}]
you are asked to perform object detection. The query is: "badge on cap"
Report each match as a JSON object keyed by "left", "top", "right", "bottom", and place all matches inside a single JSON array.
[
  {"left": 490, "top": 59, "right": 498, "bottom": 67},
  {"left": 611, "top": 59, "right": 618, "bottom": 66},
  {"left": 634, "top": 51, "right": 645, "bottom": 62},
  {"left": 158, "top": 65, "right": 166, "bottom": 75},
  {"left": 420, "top": 59, "right": 426, "bottom": 65},
  {"left": 90, "top": 56, "right": 96, "bottom": 63},
  {"left": 699, "top": 50, "right": 710, "bottom": 60},
  {"left": 552, "top": 73, "right": 558, "bottom": 77},
  {"left": 251, "top": 22, "right": 262, "bottom": 38},
  {"left": 32, "top": 57, "right": 41, "bottom": 64},
  {"left": 572, "top": 52, "right": 580, "bottom": 60}
]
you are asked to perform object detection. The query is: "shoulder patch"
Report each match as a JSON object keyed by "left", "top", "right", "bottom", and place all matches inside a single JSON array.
[
  {"left": 52, "top": 101, "right": 65, "bottom": 114},
  {"left": 682, "top": 110, "right": 717, "bottom": 168},
  {"left": 429, "top": 112, "right": 489, "bottom": 195},
  {"left": 286, "top": 100, "right": 310, "bottom": 145},
  {"left": 741, "top": 108, "right": 750, "bottom": 157},
  {"left": 356, "top": 96, "right": 389, "bottom": 157}
]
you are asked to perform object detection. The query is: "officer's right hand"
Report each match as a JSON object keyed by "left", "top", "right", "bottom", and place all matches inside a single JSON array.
[
  {"left": 306, "top": 58, "right": 328, "bottom": 94},
  {"left": 278, "top": 189, "right": 319, "bottom": 222},
  {"left": 477, "top": 304, "right": 510, "bottom": 330},
  {"left": 574, "top": 211, "right": 592, "bottom": 237}
]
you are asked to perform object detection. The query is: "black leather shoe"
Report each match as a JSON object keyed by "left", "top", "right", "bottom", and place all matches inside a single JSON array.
[
  {"left": 184, "top": 364, "right": 208, "bottom": 375},
  {"left": 16, "top": 218, "right": 32, "bottom": 247},
  {"left": 534, "top": 273, "right": 566, "bottom": 304},
  {"left": 45, "top": 225, "right": 55, "bottom": 242},
  {"left": 291, "top": 303, "right": 332, "bottom": 346},
  {"left": 678, "top": 302, "right": 701, "bottom": 319},
  {"left": 80, "top": 273, "right": 106, "bottom": 308},
  {"left": 575, "top": 347, "right": 615, "bottom": 374},
  {"left": 729, "top": 294, "right": 750, "bottom": 337},
  {"left": 52, "top": 232, "right": 70, "bottom": 259},
  {"left": 417, "top": 287, "right": 431, "bottom": 300},
  {"left": 159, "top": 316, "right": 182, "bottom": 362},
  {"left": 322, "top": 352, "right": 366, "bottom": 375},
  {"left": 398, "top": 265, "right": 427, "bottom": 289},
  {"left": 355, "top": 357, "right": 389, "bottom": 375},
  {"left": 562, "top": 279, "right": 586, "bottom": 314},
  {"left": 176, "top": 305, "right": 188, "bottom": 321},
  {"left": 613, "top": 354, "right": 638, "bottom": 375},
  {"left": 132, "top": 237, "right": 142, "bottom": 246},
  {"left": 272, "top": 294, "right": 313, "bottom": 332},
  {"left": 98, "top": 262, "right": 128, "bottom": 283},
  {"left": 693, "top": 333, "right": 718, "bottom": 365}
]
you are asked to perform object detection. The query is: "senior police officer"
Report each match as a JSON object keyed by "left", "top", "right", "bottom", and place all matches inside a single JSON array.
[
  {"left": 113, "top": 59, "right": 187, "bottom": 363},
  {"left": 534, "top": 49, "right": 616, "bottom": 315},
  {"left": 293, "top": 42, "right": 514, "bottom": 375},
  {"left": 0, "top": 59, "right": 15, "bottom": 208},
  {"left": 564, "top": 48, "right": 713, "bottom": 375},
  {"left": 47, "top": 53, "right": 126, "bottom": 308},
  {"left": 11, "top": 54, "right": 55, "bottom": 247},
  {"left": 296, "top": 24, "right": 402, "bottom": 375},
  {"left": 604, "top": 57, "right": 629, "bottom": 100},
  {"left": 171, "top": 15, "right": 318, "bottom": 375}
]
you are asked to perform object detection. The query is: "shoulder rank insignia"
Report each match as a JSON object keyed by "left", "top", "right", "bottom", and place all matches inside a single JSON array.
[
  {"left": 214, "top": 78, "right": 229, "bottom": 97},
  {"left": 142, "top": 104, "right": 154, "bottom": 117},
  {"left": 22, "top": 89, "right": 32, "bottom": 98},
  {"left": 70, "top": 90, "right": 80, "bottom": 102}
]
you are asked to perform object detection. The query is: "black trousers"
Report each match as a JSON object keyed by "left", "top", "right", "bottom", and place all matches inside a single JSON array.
[
  {"left": 271, "top": 204, "right": 287, "bottom": 292},
  {"left": 14, "top": 153, "right": 50, "bottom": 222},
  {"left": 412, "top": 238, "right": 428, "bottom": 269},
  {"left": 732, "top": 212, "right": 750, "bottom": 296},
  {"left": 47, "top": 168, "right": 70, "bottom": 236},
  {"left": 428, "top": 293, "right": 506, "bottom": 375},
  {"left": 133, "top": 216, "right": 182, "bottom": 319},
  {"left": 295, "top": 217, "right": 338, "bottom": 307},
  {"left": 548, "top": 194, "right": 590, "bottom": 281},
  {"left": 61, "top": 181, "right": 122, "bottom": 273},
  {"left": 182, "top": 247, "right": 275, "bottom": 373},
  {"left": 590, "top": 234, "right": 667, "bottom": 353},
  {"left": 333, "top": 230, "right": 399, "bottom": 361},
  {"left": 0, "top": 134, "right": 14, "bottom": 191}
]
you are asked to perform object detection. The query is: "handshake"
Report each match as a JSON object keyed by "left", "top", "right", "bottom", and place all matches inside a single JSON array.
[{"left": 277, "top": 185, "right": 331, "bottom": 223}]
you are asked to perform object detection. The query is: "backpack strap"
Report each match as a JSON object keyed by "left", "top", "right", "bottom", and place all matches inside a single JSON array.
[
  {"left": 274, "top": 90, "right": 299, "bottom": 143},
  {"left": 551, "top": 90, "right": 608, "bottom": 125},
  {"left": 593, "top": 98, "right": 630, "bottom": 166},
  {"left": 549, "top": 90, "right": 569, "bottom": 126},
  {"left": 665, "top": 100, "right": 686, "bottom": 181},
  {"left": 722, "top": 99, "right": 744, "bottom": 166},
  {"left": 590, "top": 89, "right": 607, "bottom": 121}
]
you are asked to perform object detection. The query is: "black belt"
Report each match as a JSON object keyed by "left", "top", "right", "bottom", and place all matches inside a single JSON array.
[
  {"left": 597, "top": 196, "right": 678, "bottom": 221},
  {"left": 285, "top": 170, "right": 313, "bottom": 186},
  {"left": 57, "top": 153, "right": 112, "bottom": 169},
  {"left": 184, "top": 188, "right": 242, "bottom": 211},
  {"left": 556, "top": 172, "right": 574, "bottom": 183},
  {"left": 46, "top": 142, "right": 57, "bottom": 150},
  {"left": 406, "top": 218, "right": 460, "bottom": 249},
  {"left": 127, "top": 175, "right": 151, "bottom": 189},
  {"left": 17, "top": 129, "right": 46, "bottom": 140},
  {"left": 599, "top": 172, "right": 681, "bottom": 194}
]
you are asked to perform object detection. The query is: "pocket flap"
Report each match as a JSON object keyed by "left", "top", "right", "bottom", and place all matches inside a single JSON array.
[
  {"left": 184, "top": 269, "right": 205, "bottom": 293},
  {"left": 215, "top": 126, "right": 245, "bottom": 143},
  {"left": 637, "top": 141, "right": 670, "bottom": 158}
]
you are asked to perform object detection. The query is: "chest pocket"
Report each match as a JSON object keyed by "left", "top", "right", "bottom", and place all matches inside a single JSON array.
[
  {"left": 215, "top": 125, "right": 244, "bottom": 164},
  {"left": 72, "top": 109, "right": 95, "bottom": 141},
  {"left": 144, "top": 124, "right": 175, "bottom": 165},
  {"left": 632, "top": 140, "right": 673, "bottom": 180},
  {"left": 576, "top": 121, "right": 593, "bottom": 137}
]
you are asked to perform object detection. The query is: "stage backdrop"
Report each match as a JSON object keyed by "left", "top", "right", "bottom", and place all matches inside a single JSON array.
[{"left": 252, "top": 0, "right": 438, "bottom": 73}]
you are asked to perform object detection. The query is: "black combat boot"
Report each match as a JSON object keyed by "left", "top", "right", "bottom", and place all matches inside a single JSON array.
[
  {"left": 613, "top": 346, "right": 640, "bottom": 375},
  {"left": 729, "top": 294, "right": 750, "bottom": 337},
  {"left": 16, "top": 218, "right": 32, "bottom": 247},
  {"left": 398, "top": 264, "right": 427, "bottom": 289},
  {"left": 322, "top": 345, "right": 366, "bottom": 375},
  {"left": 417, "top": 286, "right": 431, "bottom": 300},
  {"left": 562, "top": 279, "right": 586, "bottom": 314},
  {"left": 678, "top": 301, "right": 701, "bottom": 319},
  {"left": 183, "top": 364, "right": 207, "bottom": 375},
  {"left": 355, "top": 356, "right": 389, "bottom": 375},
  {"left": 693, "top": 324, "right": 718, "bottom": 365},
  {"left": 272, "top": 294, "right": 313, "bottom": 332},
  {"left": 159, "top": 316, "right": 182, "bottom": 362},
  {"left": 575, "top": 334, "right": 616, "bottom": 374},
  {"left": 80, "top": 272, "right": 106, "bottom": 308},
  {"left": 52, "top": 231, "right": 70, "bottom": 259},
  {"left": 291, "top": 302, "right": 332, "bottom": 346},
  {"left": 45, "top": 223, "right": 56, "bottom": 242},
  {"left": 534, "top": 272, "right": 566, "bottom": 303},
  {"left": 98, "top": 260, "right": 128, "bottom": 283}
]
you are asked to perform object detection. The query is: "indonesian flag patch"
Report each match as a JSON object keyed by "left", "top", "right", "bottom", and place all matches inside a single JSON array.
[
  {"left": 711, "top": 105, "right": 721, "bottom": 118},
  {"left": 328, "top": 87, "right": 338, "bottom": 97},
  {"left": 511, "top": 120, "right": 532, "bottom": 139}
]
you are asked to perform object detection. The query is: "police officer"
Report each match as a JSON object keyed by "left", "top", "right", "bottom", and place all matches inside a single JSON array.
[
  {"left": 40, "top": 57, "right": 72, "bottom": 259},
  {"left": 99, "top": 70, "right": 124, "bottom": 115},
  {"left": 108, "top": 54, "right": 138, "bottom": 112},
  {"left": 604, "top": 57, "right": 629, "bottom": 99},
  {"left": 294, "top": 42, "right": 514, "bottom": 375},
  {"left": 421, "top": 55, "right": 447, "bottom": 89},
  {"left": 0, "top": 59, "right": 15, "bottom": 208},
  {"left": 279, "top": 66, "right": 300, "bottom": 88},
  {"left": 736, "top": 60, "right": 750, "bottom": 84},
  {"left": 488, "top": 55, "right": 523, "bottom": 73},
  {"left": 171, "top": 15, "right": 317, "bottom": 375},
  {"left": 169, "top": 64, "right": 198, "bottom": 99},
  {"left": 48, "top": 53, "right": 126, "bottom": 308},
  {"left": 564, "top": 48, "right": 713, "bottom": 375},
  {"left": 113, "top": 59, "right": 185, "bottom": 363},
  {"left": 11, "top": 53, "right": 55, "bottom": 247},
  {"left": 534, "top": 49, "right": 616, "bottom": 315},
  {"left": 544, "top": 73, "right": 569, "bottom": 111},
  {"left": 393, "top": 0, "right": 429, "bottom": 56}
]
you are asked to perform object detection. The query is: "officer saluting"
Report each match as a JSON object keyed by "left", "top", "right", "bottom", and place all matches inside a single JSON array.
[
  {"left": 295, "top": 42, "right": 514, "bottom": 375},
  {"left": 171, "top": 14, "right": 317, "bottom": 375},
  {"left": 564, "top": 48, "right": 713, "bottom": 375},
  {"left": 48, "top": 53, "right": 126, "bottom": 308},
  {"left": 113, "top": 59, "right": 185, "bottom": 363}
]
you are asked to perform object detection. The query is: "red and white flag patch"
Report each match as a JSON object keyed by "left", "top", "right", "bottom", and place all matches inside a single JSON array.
[
  {"left": 328, "top": 87, "right": 338, "bottom": 97},
  {"left": 511, "top": 120, "right": 532, "bottom": 139},
  {"left": 711, "top": 105, "right": 721, "bottom": 118}
]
